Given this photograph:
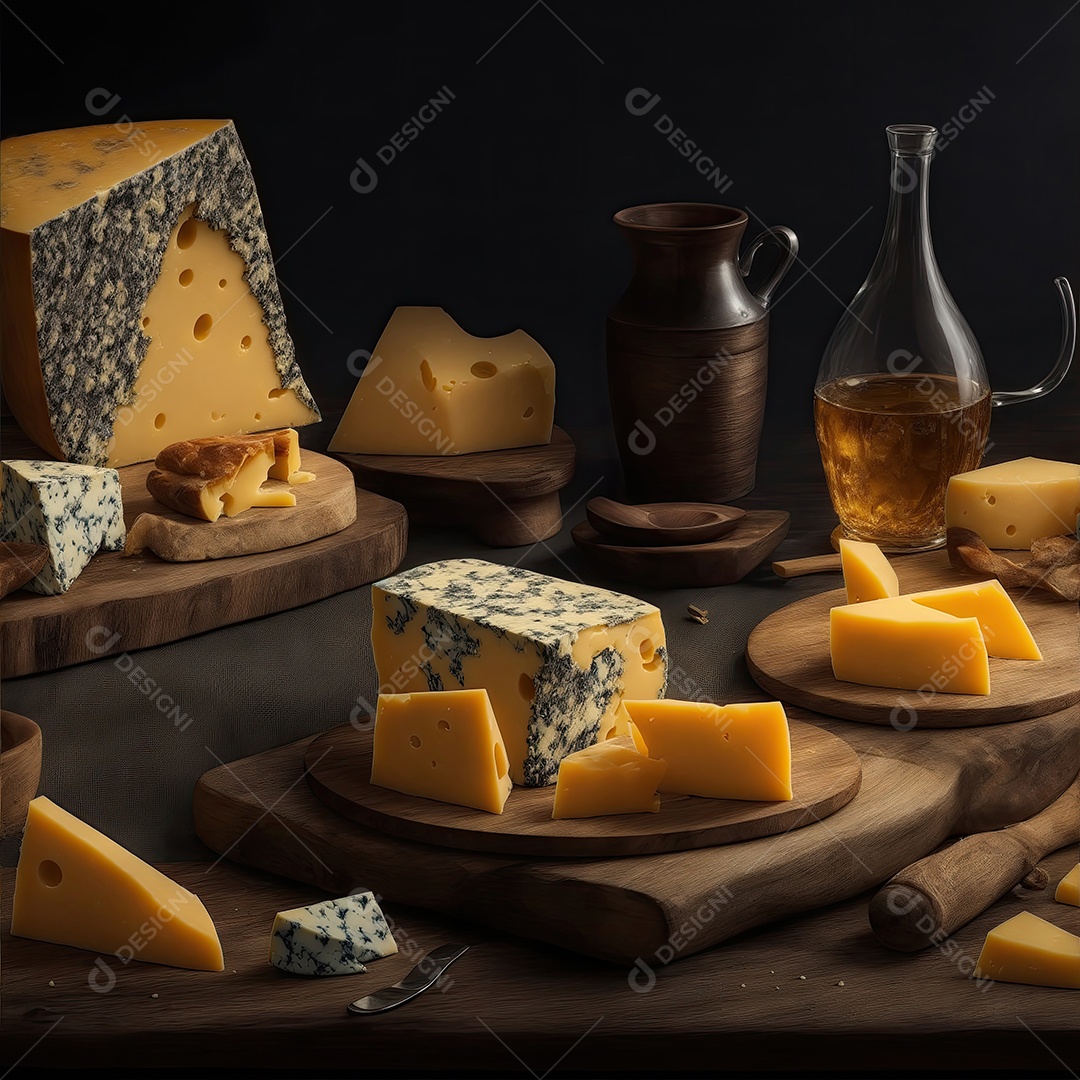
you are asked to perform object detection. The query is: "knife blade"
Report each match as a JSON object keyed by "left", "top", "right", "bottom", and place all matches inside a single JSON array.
[{"left": 347, "top": 943, "right": 469, "bottom": 1015}]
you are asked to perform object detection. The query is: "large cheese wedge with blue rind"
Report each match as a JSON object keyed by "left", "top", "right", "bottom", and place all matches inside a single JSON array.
[
  {"left": 830, "top": 597, "right": 990, "bottom": 695},
  {"left": 371, "top": 559, "right": 667, "bottom": 787},
  {"left": 624, "top": 699, "right": 792, "bottom": 801},
  {"left": 370, "top": 689, "right": 513, "bottom": 813},
  {"left": 270, "top": 892, "right": 397, "bottom": 976},
  {"left": 11, "top": 796, "right": 223, "bottom": 970},
  {"left": 1, "top": 459, "right": 125, "bottom": 593},
  {"left": 974, "top": 911, "right": 1080, "bottom": 989},
  {"left": 0, "top": 121, "right": 319, "bottom": 466}
]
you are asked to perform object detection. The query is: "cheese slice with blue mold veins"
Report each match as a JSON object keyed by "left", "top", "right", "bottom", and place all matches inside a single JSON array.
[
  {"left": 1, "top": 459, "right": 125, "bottom": 593},
  {"left": 270, "top": 892, "right": 398, "bottom": 976},
  {"left": 371, "top": 558, "right": 668, "bottom": 787}
]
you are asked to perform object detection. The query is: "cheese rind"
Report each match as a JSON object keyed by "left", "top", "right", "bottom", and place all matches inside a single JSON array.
[
  {"left": 329, "top": 307, "right": 555, "bottom": 456},
  {"left": 1056, "top": 863, "right": 1080, "bottom": 907},
  {"left": 907, "top": 579, "right": 1041, "bottom": 660},
  {"left": 371, "top": 559, "right": 667, "bottom": 787},
  {"left": 624, "top": 699, "right": 793, "bottom": 801},
  {"left": 0, "top": 459, "right": 125, "bottom": 593},
  {"left": 0, "top": 121, "right": 319, "bottom": 466},
  {"left": 551, "top": 739, "right": 668, "bottom": 819},
  {"left": 11, "top": 796, "right": 223, "bottom": 971},
  {"left": 269, "top": 892, "right": 397, "bottom": 976},
  {"left": 945, "top": 457, "right": 1080, "bottom": 549},
  {"left": 973, "top": 910, "right": 1080, "bottom": 989},
  {"left": 839, "top": 539, "right": 899, "bottom": 604},
  {"left": 830, "top": 597, "right": 990, "bottom": 695},
  {"left": 370, "top": 689, "right": 513, "bottom": 813}
]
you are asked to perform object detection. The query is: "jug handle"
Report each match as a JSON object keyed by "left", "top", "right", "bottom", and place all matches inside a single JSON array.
[
  {"left": 992, "top": 277, "right": 1076, "bottom": 406},
  {"left": 739, "top": 226, "right": 799, "bottom": 310}
]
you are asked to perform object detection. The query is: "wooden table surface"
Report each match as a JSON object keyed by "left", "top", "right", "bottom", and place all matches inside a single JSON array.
[{"left": 3, "top": 850, "right": 1079, "bottom": 1075}]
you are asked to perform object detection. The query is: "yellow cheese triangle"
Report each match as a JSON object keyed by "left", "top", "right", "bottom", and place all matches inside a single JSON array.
[
  {"left": 907, "top": 579, "right": 1042, "bottom": 660},
  {"left": 974, "top": 910, "right": 1080, "bottom": 989},
  {"left": 623, "top": 699, "right": 792, "bottom": 801},
  {"left": 370, "top": 689, "right": 513, "bottom": 813},
  {"left": 830, "top": 597, "right": 990, "bottom": 695},
  {"left": 11, "top": 797, "right": 224, "bottom": 971},
  {"left": 1056, "top": 863, "right": 1080, "bottom": 906},
  {"left": 552, "top": 739, "right": 667, "bottom": 819},
  {"left": 839, "top": 539, "right": 899, "bottom": 603}
]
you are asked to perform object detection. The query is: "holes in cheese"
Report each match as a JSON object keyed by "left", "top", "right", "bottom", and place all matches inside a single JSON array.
[
  {"left": 179, "top": 269, "right": 194, "bottom": 287},
  {"left": 1055, "top": 863, "right": 1079, "bottom": 906},
  {"left": 370, "top": 689, "right": 513, "bottom": 814},
  {"left": 11, "top": 796, "right": 224, "bottom": 971},
  {"left": 329, "top": 307, "right": 555, "bottom": 456},
  {"left": 839, "top": 538, "right": 899, "bottom": 604},
  {"left": 551, "top": 739, "right": 668, "bottom": 819},
  {"left": 973, "top": 911, "right": 1080, "bottom": 989},
  {"left": 945, "top": 457, "right": 1080, "bottom": 549},
  {"left": 624, "top": 699, "right": 793, "bottom": 801}
]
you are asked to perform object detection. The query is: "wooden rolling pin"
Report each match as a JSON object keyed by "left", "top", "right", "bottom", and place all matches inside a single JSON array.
[{"left": 869, "top": 775, "right": 1080, "bottom": 951}]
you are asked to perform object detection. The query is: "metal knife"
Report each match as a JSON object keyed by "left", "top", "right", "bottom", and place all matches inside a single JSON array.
[{"left": 347, "top": 943, "right": 469, "bottom": 1015}]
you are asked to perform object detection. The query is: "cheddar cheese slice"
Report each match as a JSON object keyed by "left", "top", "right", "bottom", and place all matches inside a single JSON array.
[
  {"left": 1056, "top": 863, "right": 1080, "bottom": 907},
  {"left": 329, "top": 307, "right": 555, "bottom": 456},
  {"left": 830, "top": 597, "right": 990, "bottom": 695},
  {"left": 839, "top": 539, "right": 899, "bottom": 604},
  {"left": 11, "top": 796, "right": 223, "bottom": 971},
  {"left": 946, "top": 457, "right": 1080, "bottom": 549},
  {"left": 370, "top": 689, "right": 512, "bottom": 814},
  {"left": 551, "top": 739, "right": 668, "bottom": 819},
  {"left": 973, "top": 910, "right": 1080, "bottom": 989},
  {"left": 907, "top": 579, "right": 1041, "bottom": 660},
  {"left": 623, "top": 699, "right": 792, "bottom": 801}
]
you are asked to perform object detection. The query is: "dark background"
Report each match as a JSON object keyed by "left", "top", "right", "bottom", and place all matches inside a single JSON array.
[{"left": 3, "top": 0, "right": 1078, "bottom": 480}]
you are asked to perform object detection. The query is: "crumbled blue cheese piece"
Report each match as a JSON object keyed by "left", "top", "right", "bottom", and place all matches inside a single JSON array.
[
  {"left": 269, "top": 892, "right": 398, "bottom": 976},
  {"left": 1, "top": 459, "right": 124, "bottom": 594}
]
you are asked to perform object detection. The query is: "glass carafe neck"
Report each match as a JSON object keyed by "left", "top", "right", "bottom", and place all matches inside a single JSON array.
[{"left": 880, "top": 124, "right": 937, "bottom": 273}]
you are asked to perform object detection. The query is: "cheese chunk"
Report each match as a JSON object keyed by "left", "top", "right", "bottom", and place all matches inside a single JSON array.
[
  {"left": 370, "top": 689, "right": 512, "bottom": 813},
  {"left": 830, "top": 597, "right": 990, "bottom": 695},
  {"left": 839, "top": 539, "right": 899, "bottom": 603},
  {"left": 270, "top": 892, "right": 397, "bottom": 976},
  {"left": 624, "top": 700, "right": 793, "bottom": 801},
  {"left": 371, "top": 559, "right": 667, "bottom": 786},
  {"left": 973, "top": 911, "right": 1080, "bottom": 989},
  {"left": 1056, "top": 863, "right": 1080, "bottom": 906},
  {"left": 1, "top": 459, "right": 125, "bottom": 593},
  {"left": 946, "top": 457, "right": 1080, "bottom": 549},
  {"left": 0, "top": 121, "right": 319, "bottom": 466},
  {"left": 551, "top": 739, "right": 668, "bottom": 819},
  {"left": 329, "top": 307, "right": 555, "bottom": 456},
  {"left": 11, "top": 796, "right": 223, "bottom": 971},
  {"left": 907, "top": 579, "right": 1041, "bottom": 660}
]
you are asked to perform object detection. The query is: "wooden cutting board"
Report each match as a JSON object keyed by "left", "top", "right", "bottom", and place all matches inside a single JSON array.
[
  {"left": 193, "top": 700, "right": 1080, "bottom": 964},
  {"left": 0, "top": 474, "right": 408, "bottom": 679},
  {"left": 303, "top": 719, "right": 861, "bottom": 857},
  {"left": 334, "top": 427, "right": 575, "bottom": 547},
  {"left": 746, "top": 550, "right": 1079, "bottom": 725}
]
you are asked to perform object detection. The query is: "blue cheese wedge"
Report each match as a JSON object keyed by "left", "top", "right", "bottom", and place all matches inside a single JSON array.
[
  {"left": 0, "top": 459, "right": 125, "bottom": 594},
  {"left": 371, "top": 558, "right": 668, "bottom": 786},
  {"left": 269, "top": 892, "right": 398, "bottom": 976}
]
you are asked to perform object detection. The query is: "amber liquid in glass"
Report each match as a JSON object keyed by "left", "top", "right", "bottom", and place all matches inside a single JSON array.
[{"left": 814, "top": 373, "right": 991, "bottom": 548}]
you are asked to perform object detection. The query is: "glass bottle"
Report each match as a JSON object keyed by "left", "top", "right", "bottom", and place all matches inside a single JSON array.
[{"left": 815, "top": 124, "right": 1075, "bottom": 550}]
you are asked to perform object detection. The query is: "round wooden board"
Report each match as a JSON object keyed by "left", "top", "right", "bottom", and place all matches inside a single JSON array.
[
  {"left": 335, "top": 428, "right": 576, "bottom": 546},
  {"left": 302, "top": 718, "right": 862, "bottom": 857},
  {"left": 746, "top": 550, "right": 1079, "bottom": 726}
]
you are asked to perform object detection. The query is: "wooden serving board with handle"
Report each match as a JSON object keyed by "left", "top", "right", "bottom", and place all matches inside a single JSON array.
[
  {"left": 747, "top": 550, "right": 1079, "bottom": 725},
  {"left": 303, "top": 718, "right": 862, "bottom": 857},
  {"left": 193, "top": 700, "right": 1080, "bottom": 965}
]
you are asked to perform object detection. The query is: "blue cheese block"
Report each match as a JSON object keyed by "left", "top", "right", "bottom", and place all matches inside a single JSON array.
[
  {"left": 0, "top": 459, "right": 125, "bottom": 594},
  {"left": 269, "top": 892, "right": 398, "bottom": 976},
  {"left": 371, "top": 558, "right": 668, "bottom": 786}
]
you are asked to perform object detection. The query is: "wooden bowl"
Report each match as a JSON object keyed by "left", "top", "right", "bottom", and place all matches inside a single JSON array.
[
  {"left": 1, "top": 710, "right": 42, "bottom": 837},
  {"left": 586, "top": 498, "right": 745, "bottom": 546}
]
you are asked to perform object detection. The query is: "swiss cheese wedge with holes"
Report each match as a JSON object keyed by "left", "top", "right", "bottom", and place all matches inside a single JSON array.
[{"left": 11, "top": 797, "right": 223, "bottom": 970}]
